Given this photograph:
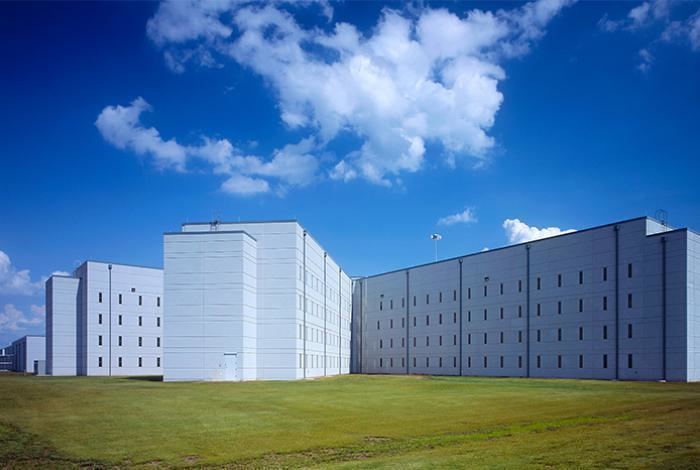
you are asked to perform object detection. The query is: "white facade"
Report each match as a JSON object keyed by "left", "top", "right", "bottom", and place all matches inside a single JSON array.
[
  {"left": 352, "top": 217, "right": 700, "bottom": 382},
  {"left": 46, "top": 261, "right": 163, "bottom": 376},
  {"left": 6, "top": 336, "right": 45, "bottom": 373},
  {"left": 164, "top": 220, "right": 352, "bottom": 381}
]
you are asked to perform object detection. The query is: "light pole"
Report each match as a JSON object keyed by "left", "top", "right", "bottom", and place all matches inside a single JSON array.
[{"left": 430, "top": 234, "right": 442, "bottom": 262}]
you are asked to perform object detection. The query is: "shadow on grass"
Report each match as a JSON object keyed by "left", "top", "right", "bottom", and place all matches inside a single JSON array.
[{"left": 124, "top": 375, "right": 163, "bottom": 382}]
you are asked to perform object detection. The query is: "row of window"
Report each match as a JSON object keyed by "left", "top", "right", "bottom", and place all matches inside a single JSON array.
[
  {"left": 97, "top": 314, "right": 161, "bottom": 327},
  {"left": 376, "top": 295, "right": 634, "bottom": 331},
  {"left": 297, "top": 295, "right": 344, "bottom": 325},
  {"left": 298, "top": 266, "right": 348, "bottom": 310},
  {"left": 97, "top": 356, "right": 161, "bottom": 368},
  {"left": 378, "top": 264, "right": 636, "bottom": 311},
  {"left": 376, "top": 353, "right": 635, "bottom": 370},
  {"left": 377, "top": 323, "right": 634, "bottom": 349},
  {"left": 97, "top": 335, "right": 161, "bottom": 347},
  {"left": 98, "top": 291, "right": 161, "bottom": 307},
  {"left": 297, "top": 354, "right": 348, "bottom": 369},
  {"left": 298, "top": 325, "right": 347, "bottom": 348}
]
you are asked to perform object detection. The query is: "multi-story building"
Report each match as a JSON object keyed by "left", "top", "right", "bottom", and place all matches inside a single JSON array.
[
  {"left": 4, "top": 336, "right": 45, "bottom": 373},
  {"left": 163, "top": 220, "right": 352, "bottom": 381},
  {"left": 46, "top": 261, "right": 163, "bottom": 376},
  {"left": 352, "top": 217, "right": 700, "bottom": 382},
  {"left": 0, "top": 346, "right": 11, "bottom": 372}
]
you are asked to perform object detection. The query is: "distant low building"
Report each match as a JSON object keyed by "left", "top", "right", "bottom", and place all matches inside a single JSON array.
[
  {"left": 46, "top": 261, "right": 163, "bottom": 376},
  {"left": 5, "top": 336, "right": 45, "bottom": 373}
]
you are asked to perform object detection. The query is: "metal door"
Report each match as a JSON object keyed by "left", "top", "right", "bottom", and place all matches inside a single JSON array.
[{"left": 223, "top": 353, "right": 238, "bottom": 381}]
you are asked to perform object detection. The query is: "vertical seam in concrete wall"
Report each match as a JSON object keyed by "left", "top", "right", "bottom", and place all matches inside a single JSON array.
[
  {"left": 338, "top": 268, "right": 342, "bottom": 375},
  {"left": 662, "top": 236, "right": 667, "bottom": 381},
  {"left": 324, "top": 252, "right": 327, "bottom": 377},
  {"left": 108, "top": 264, "right": 112, "bottom": 377},
  {"left": 406, "top": 270, "right": 410, "bottom": 374},
  {"left": 615, "top": 225, "right": 620, "bottom": 380},
  {"left": 303, "top": 231, "right": 307, "bottom": 379},
  {"left": 459, "top": 259, "right": 463, "bottom": 376},
  {"left": 526, "top": 245, "right": 531, "bottom": 378}
]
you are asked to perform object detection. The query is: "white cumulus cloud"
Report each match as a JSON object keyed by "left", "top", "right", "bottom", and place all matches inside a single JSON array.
[
  {"left": 0, "top": 304, "right": 43, "bottom": 332},
  {"left": 145, "top": 0, "right": 573, "bottom": 187},
  {"left": 437, "top": 208, "right": 478, "bottom": 226},
  {"left": 95, "top": 97, "right": 319, "bottom": 196},
  {"left": 503, "top": 218, "right": 576, "bottom": 244},
  {"left": 0, "top": 250, "right": 42, "bottom": 296}
]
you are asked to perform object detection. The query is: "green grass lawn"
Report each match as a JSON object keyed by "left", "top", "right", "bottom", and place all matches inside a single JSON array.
[{"left": 0, "top": 374, "right": 699, "bottom": 468}]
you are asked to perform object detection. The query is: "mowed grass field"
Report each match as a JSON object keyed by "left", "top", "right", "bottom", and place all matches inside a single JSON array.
[{"left": 1, "top": 374, "right": 699, "bottom": 468}]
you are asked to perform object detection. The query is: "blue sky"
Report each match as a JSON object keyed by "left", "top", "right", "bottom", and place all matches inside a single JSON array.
[{"left": 1, "top": 0, "right": 699, "bottom": 346}]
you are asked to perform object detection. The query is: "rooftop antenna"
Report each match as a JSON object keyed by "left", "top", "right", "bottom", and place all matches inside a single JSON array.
[
  {"left": 655, "top": 209, "right": 668, "bottom": 228},
  {"left": 430, "top": 233, "right": 442, "bottom": 262}
]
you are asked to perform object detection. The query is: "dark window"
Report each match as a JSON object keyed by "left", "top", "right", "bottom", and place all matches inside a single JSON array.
[
  {"left": 483, "top": 309, "right": 487, "bottom": 321},
  {"left": 98, "top": 314, "right": 102, "bottom": 325},
  {"left": 518, "top": 356, "right": 523, "bottom": 368},
  {"left": 484, "top": 285, "right": 488, "bottom": 297},
  {"left": 118, "top": 315, "right": 122, "bottom": 326},
  {"left": 628, "top": 263, "right": 633, "bottom": 278},
  {"left": 500, "top": 283, "right": 504, "bottom": 295},
  {"left": 390, "top": 299, "right": 393, "bottom": 310},
  {"left": 118, "top": 357, "right": 123, "bottom": 367},
  {"left": 426, "top": 357, "right": 430, "bottom": 367},
  {"left": 139, "top": 357, "right": 143, "bottom": 368},
  {"left": 500, "top": 331, "right": 504, "bottom": 344},
  {"left": 579, "top": 299, "right": 584, "bottom": 313},
  {"left": 426, "top": 336, "right": 429, "bottom": 346},
  {"left": 468, "top": 333, "right": 471, "bottom": 345},
  {"left": 579, "top": 355, "right": 584, "bottom": 368},
  {"left": 390, "top": 358, "right": 393, "bottom": 367},
  {"left": 402, "top": 337, "right": 405, "bottom": 347},
  {"left": 468, "top": 288, "right": 471, "bottom": 300},
  {"left": 500, "top": 307, "right": 504, "bottom": 319},
  {"left": 426, "top": 294, "right": 430, "bottom": 305},
  {"left": 453, "top": 312, "right": 457, "bottom": 323},
  {"left": 139, "top": 316, "right": 142, "bottom": 326},
  {"left": 379, "top": 339, "right": 383, "bottom": 349},
  {"left": 402, "top": 357, "right": 405, "bottom": 367},
  {"left": 468, "top": 356, "right": 472, "bottom": 368},
  {"left": 439, "top": 292, "right": 442, "bottom": 303},
  {"left": 426, "top": 315, "right": 430, "bottom": 326},
  {"left": 402, "top": 318, "right": 405, "bottom": 328},
  {"left": 557, "top": 328, "right": 562, "bottom": 341},
  {"left": 390, "top": 319, "right": 394, "bottom": 329},
  {"left": 98, "top": 292, "right": 103, "bottom": 303},
  {"left": 413, "top": 337, "right": 416, "bottom": 347},
  {"left": 377, "top": 321, "right": 380, "bottom": 330},
  {"left": 439, "top": 336, "right": 442, "bottom": 346},
  {"left": 118, "top": 336, "right": 122, "bottom": 346},
  {"left": 603, "top": 325, "right": 608, "bottom": 340},
  {"left": 439, "top": 314, "right": 443, "bottom": 325},
  {"left": 439, "top": 357, "right": 443, "bottom": 367},
  {"left": 157, "top": 337, "right": 161, "bottom": 347},
  {"left": 483, "top": 356, "right": 488, "bottom": 368},
  {"left": 157, "top": 297, "right": 161, "bottom": 307},
  {"left": 98, "top": 357, "right": 103, "bottom": 367},
  {"left": 579, "top": 271, "right": 584, "bottom": 285},
  {"left": 558, "top": 274, "right": 562, "bottom": 287},
  {"left": 453, "top": 357, "right": 457, "bottom": 367},
  {"left": 537, "top": 329, "right": 541, "bottom": 342},
  {"left": 628, "top": 354, "right": 633, "bottom": 368},
  {"left": 98, "top": 335, "right": 102, "bottom": 346},
  {"left": 484, "top": 332, "right": 488, "bottom": 344},
  {"left": 500, "top": 356, "right": 504, "bottom": 368},
  {"left": 537, "top": 303, "right": 541, "bottom": 317},
  {"left": 518, "top": 331, "right": 523, "bottom": 343},
  {"left": 379, "top": 358, "right": 383, "bottom": 367},
  {"left": 518, "top": 280, "right": 522, "bottom": 292},
  {"left": 453, "top": 290, "right": 457, "bottom": 301},
  {"left": 603, "top": 354, "right": 608, "bottom": 369},
  {"left": 537, "top": 355, "right": 541, "bottom": 368},
  {"left": 468, "top": 311, "right": 471, "bottom": 322},
  {"left": 380, "top": 301, "right": 383, "bottom": 311},
  {"left": 603, "top": 266, "right": 608, "bottom": 281},
  {"left": 557, "top": 301, "right": 562, "bottom": 315},
  {"left": 537, "top": 277, "right": 541, "bottom": 290},
  {"left": 157, "top": 317, "right": 161, "bottom": 327},
  {"left": 518, "top": 305, "right": 522, "bottom": 318},
  {"left": 603, "top": 296, "right": 608, "bottom": 311},
  {"left": 453, "top": 335, "right": 457, "bottom": 345},
  {"left": 413, "top": 317, "right": 417, "bottom": 327},
  {"left": 118, "top": 294, "right": 122, "bottom": 305},
  {"left": 628, "top": 293, "right": 633, "bottom": 309},
  {"left": 402, "top": 298, "right": 405, "bottom": 308},
  {"left": 413, "top": 357, "right": 416, "bottom": 367},
  {"left": 413, "top": 296, "right": 416, "bottom": 306},
  {"left": 579, "top": 327, "right": 584, "bottom": 341},
  {"left": 627, "top": 323, "right": 633, "bottom": 339},
  {"left": 558, "top": 355, "right": 562, "bottom": 368},
  {"left": 138, "top": 295, "right": 142, "bottom": 306}
]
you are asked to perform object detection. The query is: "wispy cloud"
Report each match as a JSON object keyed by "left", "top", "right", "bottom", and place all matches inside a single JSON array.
[
  {"left": 0, "top": 304, "right": 44, "bottom": 332},
  {"left": 437, "top": 208, "right": 478, "bottom": 226}
]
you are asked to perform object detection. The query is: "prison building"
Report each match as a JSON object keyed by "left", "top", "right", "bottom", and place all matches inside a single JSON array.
[
  {"left": 351, "top": 217, "right": 700, "bottom": 382},
  {"left": 45, "top": 261, "right": 163, "bottom": 376},
  {"left": 0, "top": 346, "right": 11, "bottom": 372},
  {"left": 163, "top": 220, "right": 352, "bottom": 381},
  {"left": 4, "top": 335, "right": 45, "bottom": 373}
]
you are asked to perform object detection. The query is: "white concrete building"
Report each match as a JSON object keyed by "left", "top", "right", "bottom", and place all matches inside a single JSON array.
[
  {"left": 6, "top": 335, "right": 45, "bottom": 373},
  {"left": 46, "top": 261, "right": 163, "bottom": 376},
  {"left": 164, "top": 220, "right": 352, "bottom": 381},
  {"left": 352, "top": 217, "right": 700, "bottom": 382}
]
